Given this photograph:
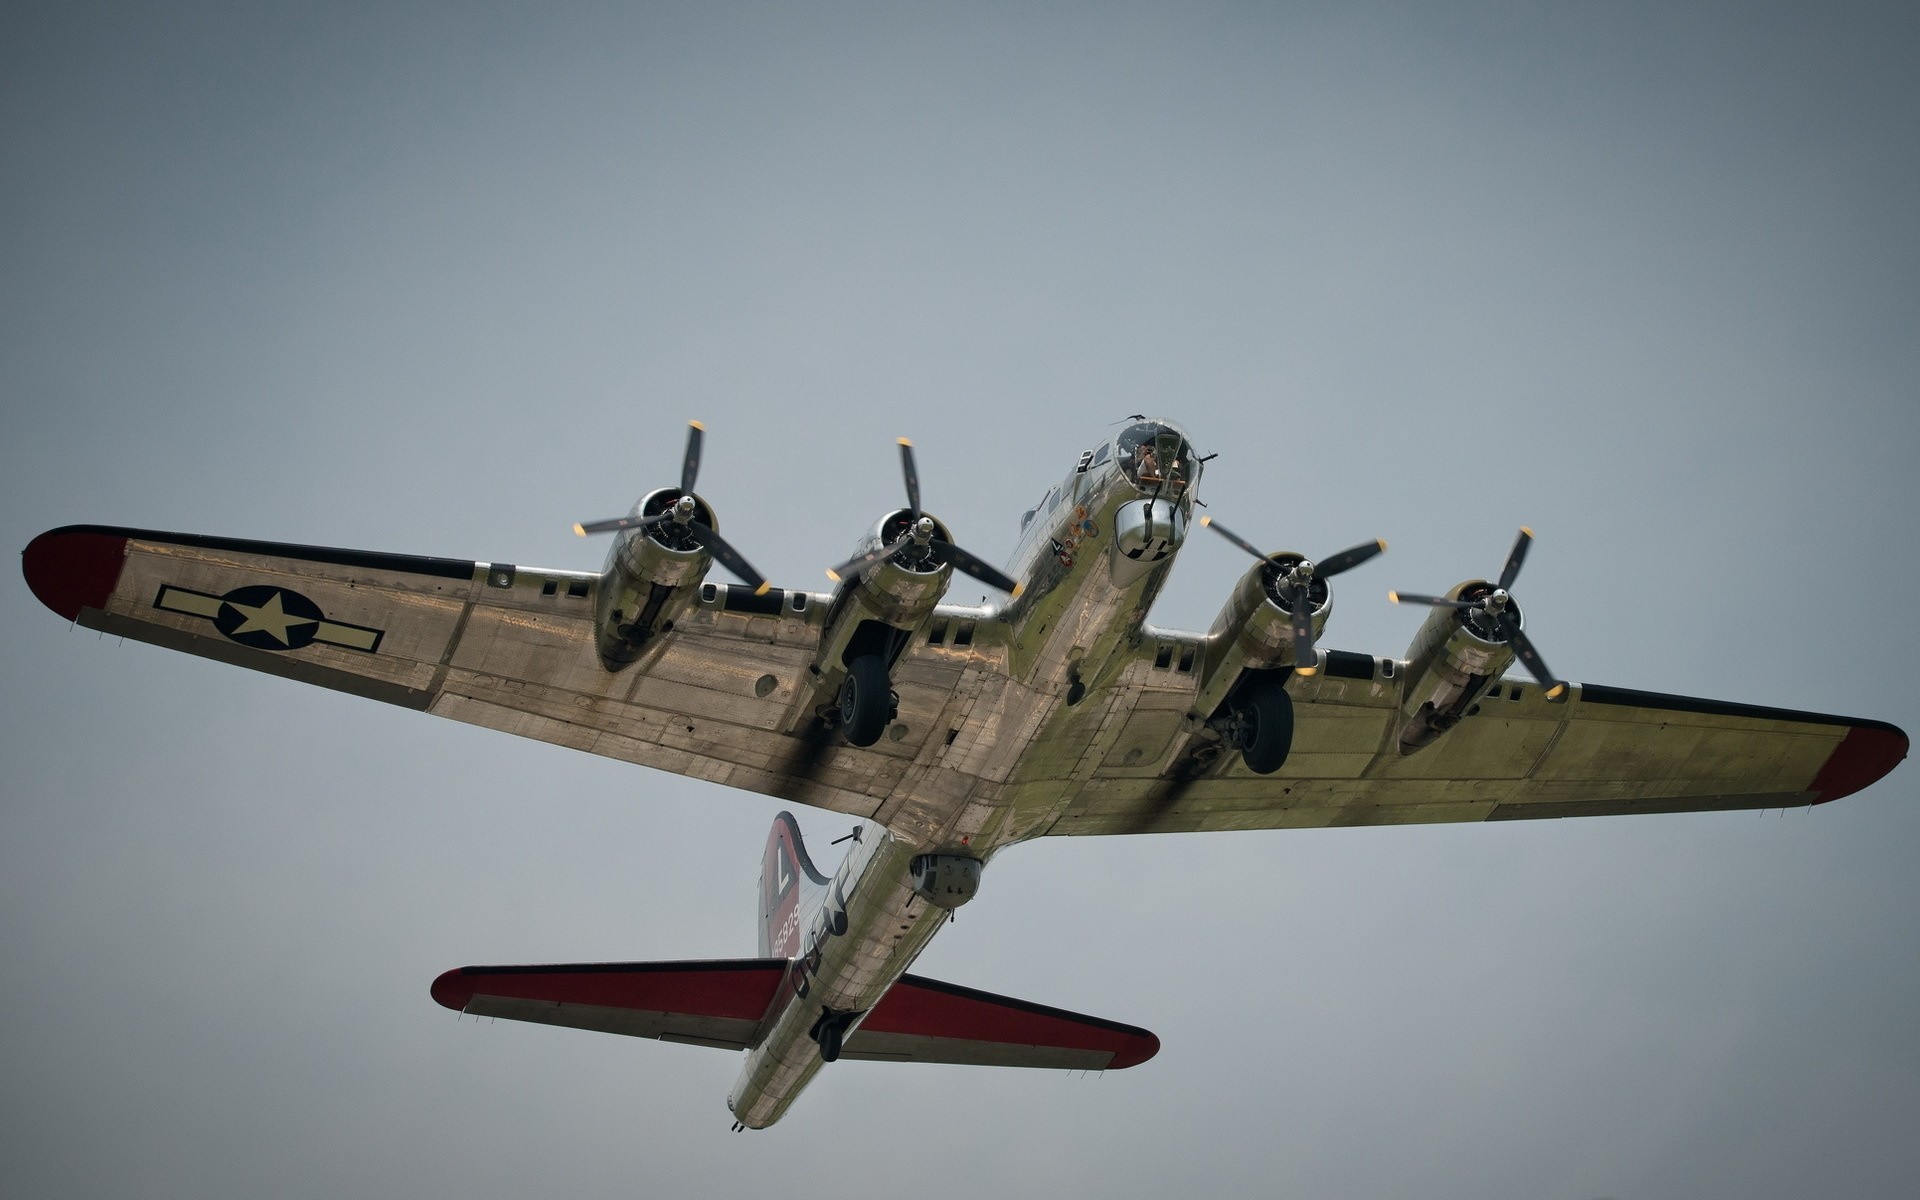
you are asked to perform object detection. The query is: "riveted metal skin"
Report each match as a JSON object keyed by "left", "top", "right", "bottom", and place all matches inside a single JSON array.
[{"left": 728, "top": 825, "right": 950, "bottom": 1128}]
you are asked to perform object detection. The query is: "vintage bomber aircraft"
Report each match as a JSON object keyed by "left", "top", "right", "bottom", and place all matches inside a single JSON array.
[{"left": 21, "top": 418, "right": 1909, "bottom": 1129}]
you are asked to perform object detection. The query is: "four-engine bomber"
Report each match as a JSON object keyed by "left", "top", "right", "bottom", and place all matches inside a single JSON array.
[{"left": 25, "top": 415, "right": 1905, "bottom": 1131}]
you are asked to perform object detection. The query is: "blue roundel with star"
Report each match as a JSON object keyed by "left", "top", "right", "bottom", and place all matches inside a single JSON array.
[{"left": 213, "top": 585, "right": 326, "bottom": 650}]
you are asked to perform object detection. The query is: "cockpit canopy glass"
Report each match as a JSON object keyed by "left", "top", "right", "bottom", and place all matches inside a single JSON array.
[{"left": 1115, "top": 421, "right": 1198, "bottom": 494}]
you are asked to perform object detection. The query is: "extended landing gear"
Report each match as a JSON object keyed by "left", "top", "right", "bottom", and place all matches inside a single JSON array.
[
  {"left": 1220, "top": 678, "right": 1294, "bottom": 775},
  {"left": 810, "top": 1008, "right": 860, "bottom": 1062},
  {"left": 838, "top": 654, "right": 898, "bottom": 747}
]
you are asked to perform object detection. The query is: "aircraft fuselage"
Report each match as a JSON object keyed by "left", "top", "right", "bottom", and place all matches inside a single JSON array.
[{"left": 728, "top": 420, "right": 1201, "bottom": 1127}]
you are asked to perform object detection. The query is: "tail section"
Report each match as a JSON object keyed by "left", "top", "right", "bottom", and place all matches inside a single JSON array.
[
  {"left": 759, "top": 812, "right": 830, "bottom": 957},
  {"left": 431, "top": 962, "right": 1159, "bottom": 1072}
]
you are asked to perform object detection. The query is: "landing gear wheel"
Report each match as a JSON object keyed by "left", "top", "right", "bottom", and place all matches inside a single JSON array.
[
  {"left": 818, "top": 1020, "right": 844, "bottom": 1062},
  {"left": 1231, "top": 682, "right": 1294, "bottom": 775},
  {"left": 838, "top": 654, "right": 892, "bottom": 747}
]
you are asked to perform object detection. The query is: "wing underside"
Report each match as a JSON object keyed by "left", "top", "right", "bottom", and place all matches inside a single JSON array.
[
  {"left": 20, "top": 525, "right": 984, "bottom": 822},
  {"left": 1041, "top": 648, "right": 1905, "bottom": 836},
  {"left": 22, "top": 527, "right": 1905, "bottom": 840}
]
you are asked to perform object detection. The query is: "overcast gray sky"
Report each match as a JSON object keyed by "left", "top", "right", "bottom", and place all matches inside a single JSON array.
[{"left": 4, "top": 3, "right": 1917, "bottom": 1197}]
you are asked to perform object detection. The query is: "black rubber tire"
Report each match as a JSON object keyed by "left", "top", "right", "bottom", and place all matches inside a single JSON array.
[
  {"left": 839, "top": 654, "right": 891, "bottom": 747},
  {"left": 1238, "top": 682, "right": 1295, "bottom": 775},
  {"left": 818, "top": 1020, "right": 844, "bottom": 1062}
]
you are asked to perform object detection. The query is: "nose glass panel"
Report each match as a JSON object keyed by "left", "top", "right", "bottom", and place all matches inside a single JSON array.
[{"left": 1115, "top": 421, "right": 1198, "bottom": 494}]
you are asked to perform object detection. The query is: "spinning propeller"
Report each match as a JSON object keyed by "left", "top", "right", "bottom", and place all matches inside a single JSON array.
[
  {"left": 1200, "top": 516, "right": 1386, "bottom": 676},
  {"left": 572, "top": 421, "right": 771, "bottom": 594},
  {"left": 826, "top": 438, "right": 1023, "bottom": 597},
  {"left": 1389, "top": 526, "right": 1565, "bottom": 698}
]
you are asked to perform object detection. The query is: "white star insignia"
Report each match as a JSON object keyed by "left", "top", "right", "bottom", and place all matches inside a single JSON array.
[{"left": 225, "top": 591, "right": 318, "bottom": 646}]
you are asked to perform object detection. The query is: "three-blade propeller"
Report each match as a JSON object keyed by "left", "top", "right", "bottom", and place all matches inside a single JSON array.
[
  {"left": 1389, "top": 527, "right": 1565, "bottom": 698},
  {"left": 826, "top": 439, "right": 1023, "bottom": 597},
  {"left": 572, "top": 421, "right": 771, "bottom": 594},
  {"left": 1200, "top": 516, "right": 1386, "bottom": 676}
]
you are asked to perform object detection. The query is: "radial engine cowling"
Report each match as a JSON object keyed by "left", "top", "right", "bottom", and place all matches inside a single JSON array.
[
  {"left": 813, "top": 509, "right": 957, "bottom": 678},
  {"left": 1395, "top": 580, "right": 1518, "bottom": 753},
  {"left": 593, "top": 487, "right": 718, "bottom": 670},
  {"left": 1192, "top": 553, "right": 1330, "bottom": 718},
  {"left": 837, "top": 510, "right": 956, "bottom": 627}
]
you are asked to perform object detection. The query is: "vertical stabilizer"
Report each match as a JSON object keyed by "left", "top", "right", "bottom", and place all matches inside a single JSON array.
[{"left": 758, "top": 812, "right": 830, "bottom": 957}]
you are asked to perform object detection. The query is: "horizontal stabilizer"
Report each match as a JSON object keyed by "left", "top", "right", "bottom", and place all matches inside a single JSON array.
[
  {"left": 845, "top": 974, "right": 1158, "bottom": 1070},
  {"left": 432, "top": 959, "right": 785, "bottom": 1050},
  {"left": 432, "top": 960, "right": 1158, "bottom": 1071}
]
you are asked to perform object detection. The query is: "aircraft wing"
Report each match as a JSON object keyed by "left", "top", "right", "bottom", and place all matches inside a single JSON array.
[
  {"left": 21, "top": 525, "right": 949, "bottom": 821},
  {"left": 1045, "top": 649, "right": 1906, "bottom": 836}
]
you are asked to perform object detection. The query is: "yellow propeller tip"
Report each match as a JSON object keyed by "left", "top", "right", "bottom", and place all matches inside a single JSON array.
[
  {"left": 753, "top": 581, "right": 772, "bottom": 596},
  {"left": 572, "top": 524, "right": 587, "bottom": 537},
  {"left": 1296, "top": 666, "right": 1318, "bottom": 677},
  {"left": 1520, "top": 525, "right": 1535, "bottom": 537},
  {"left": 1377, "top": 538, "right": 1388, "bottom": 551},
  {"left": 825, "top": 569, "right": 842, "bottom": 583},
  {"left": 689, "top": 420, "right": 706, "bottom": 431},
  {"left": 1011, "top": 582, "right": 1025, "bottom": 599},
  {"left": 1199, "top": 515, "right": 1213, "bottom": 527},
  {"left": 1545, "top": 683, "right": 1567, "bottom": 700},
  {"left": 897, "top": 436, "right": 914, "bottom": 447},
  {"left": 1388, "top": 591, "right": 1401, "bottom": 603}
]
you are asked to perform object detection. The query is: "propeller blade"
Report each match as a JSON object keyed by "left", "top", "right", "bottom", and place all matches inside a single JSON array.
[
  {"left": 1198, "top": 515, "right": 1269, "bottom": 563},
  {"left": 1317, "top": 538, "right": 1388, "bottom": 578},
  {"left": 933, "top": 541, "right": 1023, "bottom": 597},
  {"left": 1291, "top": 589, "right": 1316, "bottom": 674},
  {"left": 1388, "top": 591, "right": 1477, "bottom": 609},
  {"left": 826, "top": 534, "right": 913, "bottom": 585},
  {"left": 898, "top": 438, "right": 921, "bottom": 520},
  {"left": 680, "top": 421, "right": 705, "bottom": 495},
  {"left": 1497, "top": 526, "right": 1533, "bottom": 591},
  {"left": 573, "top": 512, "right": 669, "bottom": 537},
  {"left": 1499, "top": 619, "right": 1565, "bottom": 698},
  {"left": 686, "top": 520, "right": 769, "bottom": 594}
]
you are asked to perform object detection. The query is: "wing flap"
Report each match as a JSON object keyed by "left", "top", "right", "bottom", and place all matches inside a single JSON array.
[
  {"left": 843, "top": 974, "right": 1159, "bottom": 1070},
  {"left": 431, "top": 960, "right": 787, "bottom": 1051}
]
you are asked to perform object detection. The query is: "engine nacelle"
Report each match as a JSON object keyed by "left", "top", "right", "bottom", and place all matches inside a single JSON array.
[
  {"left": 1191, "top": 553, "right": 1331, "bottom": 719},
  {"left": 811, "top": 510, "right": 957, "bottom": 678},
  {"left": 1395, "top": 580, "right": 1518, "bottom": 753},
  {"left": 593, "top": 487, "right": 717, "bottom": 670}
]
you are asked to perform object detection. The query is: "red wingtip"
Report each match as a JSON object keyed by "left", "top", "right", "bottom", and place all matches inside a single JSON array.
[
  {"left": 1810, "top": 723, "right": 1909, "bottom": 804},
  {"left": 22, "top": 527, "right": 128, "bottom": 621},
  {"left": 1108, "top": 1029, "right": 1161, "bottom": 1070},
  {"left": 431, "top": 968, "right": 476, "bottom": 1011}
]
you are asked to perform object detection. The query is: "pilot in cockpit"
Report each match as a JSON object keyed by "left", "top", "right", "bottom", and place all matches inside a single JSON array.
[{"left": 1136, "top": 443, "right": 1160, "bottom": 482}]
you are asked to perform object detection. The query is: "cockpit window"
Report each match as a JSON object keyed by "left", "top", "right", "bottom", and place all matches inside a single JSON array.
[
  {"left": 1115, "top": 421, "right": 1198, "bottom": 494},
  {"left": 1091, "top": 442, "right": 1110, "bottom": 466}
]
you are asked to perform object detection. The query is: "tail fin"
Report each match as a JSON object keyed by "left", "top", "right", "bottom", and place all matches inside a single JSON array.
[{"left": 759, "top": 812, "right": 829, "bottom": 957}]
